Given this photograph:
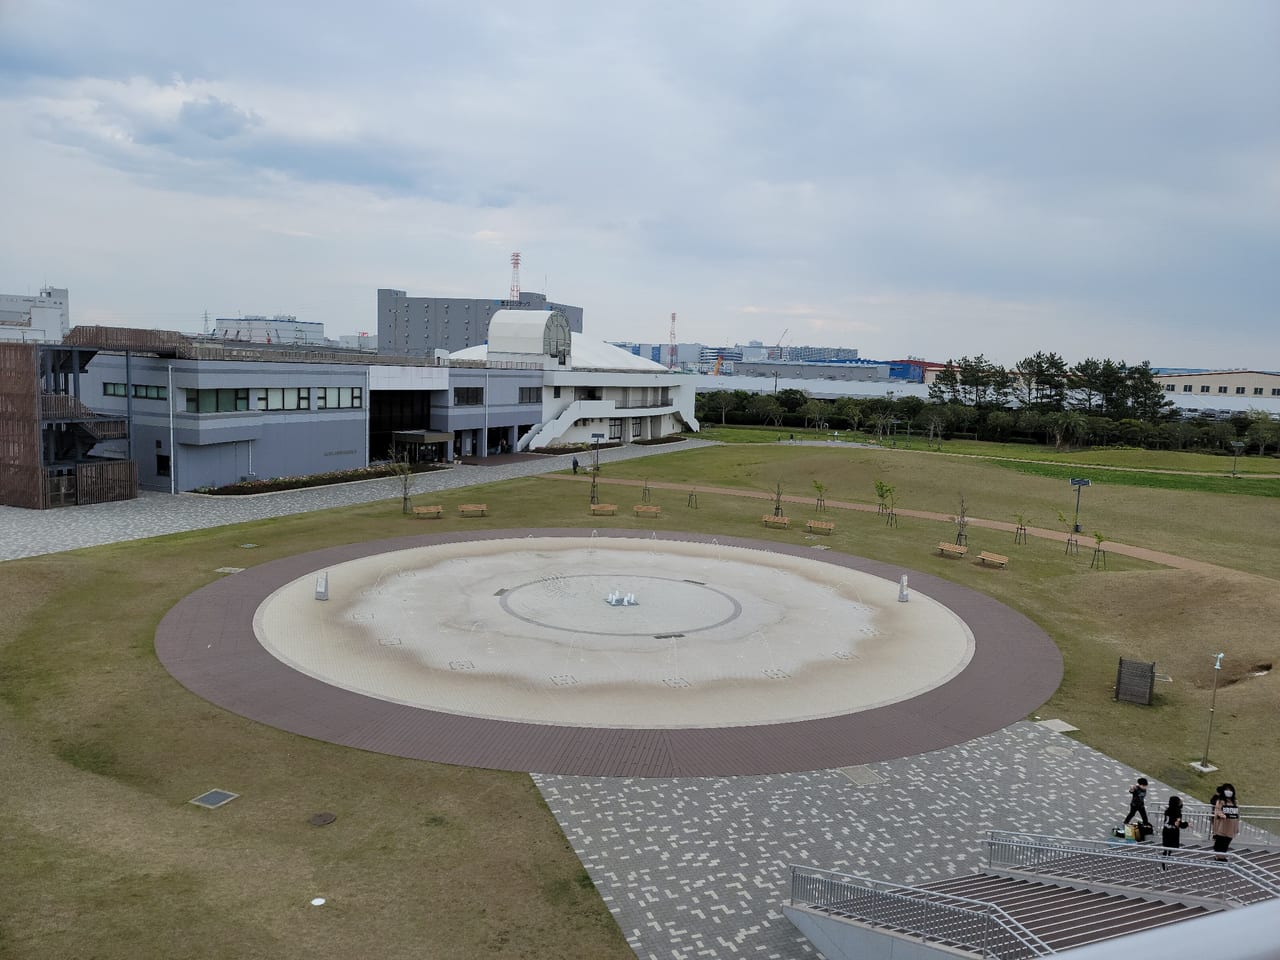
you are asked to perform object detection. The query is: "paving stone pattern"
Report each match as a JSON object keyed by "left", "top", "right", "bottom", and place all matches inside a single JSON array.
[
  {"left": 0, "top": 441, "right": 716, "bottom": 562},
  {"left": 536, "top": 721, "right": 1185, "bottom": 960}
]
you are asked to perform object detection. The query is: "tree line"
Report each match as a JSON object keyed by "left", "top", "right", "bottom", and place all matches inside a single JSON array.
[{"left": 695, "top": 351, "right": 1280, "bottom": 456}]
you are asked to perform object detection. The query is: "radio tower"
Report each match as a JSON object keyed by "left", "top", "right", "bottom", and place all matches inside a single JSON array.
[
  {"left": 509, "top": 252, "right": 522, "bottom": 303},
  {"left": 668, "top": 312, "right": 677, "bottom": 370}
]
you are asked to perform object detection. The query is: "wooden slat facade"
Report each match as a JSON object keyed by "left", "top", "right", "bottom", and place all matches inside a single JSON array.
[{"left": 0, "top": 343, "right": 45, "bottom": 509}]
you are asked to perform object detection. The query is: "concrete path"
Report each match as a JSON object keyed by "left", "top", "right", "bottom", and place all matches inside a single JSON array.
[{"left": 0, "top": 440, "right": 717, "bottom": 562}]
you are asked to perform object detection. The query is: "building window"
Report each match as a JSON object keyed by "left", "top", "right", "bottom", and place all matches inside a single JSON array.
[
  {"left": 186, "top": 388, "right": 249, "bottom": 413},
  {"left": 103, "top": 382, "right": 127, "bottom": 397},
  {"left": 1273, "top": 389, "right": 1280, "bottom": 396},
  {"left": 132, "top": 384, "right": 167, "bottom": 400},
  {"left": 1236, "top": 386, "right": 1246, "bottom": 395},
  {"left": 1164, "top": 384, "right": 1175, "bottom": 392},
  {"left": 156, "top": 454, "right": 170, "bottom": 477},
  {"left": 1254, "top": 387, "right": 1264, "bottom": 395},
  {"left": 609, "top": 418, "right": 623, "bottom": 440},
  {"left": 553, "top": 386, "right": 561, "bottom": 399},
  {"left": 518, "top": 387, "right": 540, "bottom": 404},
  {"left": 631, "top": 418, "right": 642, "bottom": 438},
  {"left": 1218, "top": 386, "right": 1228, "bottom": 394},
  {"left": 1183, "top": 385, "right": 1192, "bottom": 392},
  {"left": 1200, "top": 385, "right": 1210, "bottom": 393},
  {"left": 454, "top": 387, "right": 484, "bottom": 406}
]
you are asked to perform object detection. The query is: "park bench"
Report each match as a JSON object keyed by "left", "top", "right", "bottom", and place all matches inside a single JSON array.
[
  {"left": 458, "top": 503, "right": 488, "bottom": 517},
  {"left": 977, "top": 551, "right": 1009, "bottom": 568},
  {"left": 806, "top": 520, "right": 834, "bottom": 535},
  {"left": 762, "top": 515, "right": 791, "bottom": 529},
  {"left": 634, "top": 505, "right": 662, "bottom": 518},
  {"left": 937, "top": 542, "right": 968, "bottom": 558},
  {"left": 590, "top": 503, "right": 618, "bottom": 516},
  {"left": 412, "top": 505, "right": 443, "bottom": 519}
]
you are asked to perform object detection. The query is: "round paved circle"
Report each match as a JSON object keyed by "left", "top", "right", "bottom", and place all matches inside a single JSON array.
[
  {"left": 252, "top": 538, "right": 975, "bottom": 728},
  {"left": 156, "top": 529, "right": 1063, "bottom": 776}
]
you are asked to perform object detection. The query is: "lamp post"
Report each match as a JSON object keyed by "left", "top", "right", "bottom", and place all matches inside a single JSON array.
[
  {"left": 589, "top": 432, "right": 603, "bottom": 505},
  {"left": 1230, "top": 440, "right": 1244, "bottom": 478},
  {"left": 1200, "top": 652, "right": 1225, "bottom": 769},
  {"left": 771, "top": 370, "right": 779, "bottom": 395},
  {"left": 1070, "top": 477, "right": 1091, "bottom": 534}
]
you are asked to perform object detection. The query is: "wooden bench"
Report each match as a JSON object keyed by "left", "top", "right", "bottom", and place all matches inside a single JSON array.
[
  {"left": 937, "top": 542, "right": 968, "bottom": 558},
  {"left": 458, "top": 503, "right": 488, "bottom": 517},
  {"left": 412, "top": 505, "right": 443, "bottom": 519},
  {"left": 590, "top": 503, "right": 618, "bottom": 516},
  {"left": 633, "top": 505, "right": 662, "bottom": 518},
  {"left": 761, "top": 515, "right": 791, "bottom": 529},
  {"left": 977, "top": 551, "right": 1009, "bottom": 568},
  {"left": 806, "top": 520, "right": 834, "bottom": 535}
]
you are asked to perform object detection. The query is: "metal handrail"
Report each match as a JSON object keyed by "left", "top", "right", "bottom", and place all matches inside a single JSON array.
[
  {"left": 1169, "top": 801, "right": 1280, "bottom": 849},
  {"left": 789, "top": 865, "right": 1053, "bottom": 959},
  {"left": 985, "top": 831, "right": 1280, "bottom": 906}
]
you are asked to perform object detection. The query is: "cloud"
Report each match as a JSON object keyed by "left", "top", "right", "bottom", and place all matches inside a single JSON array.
[{"left": 177, "top": 95, "right": 259, "bottom": 140}]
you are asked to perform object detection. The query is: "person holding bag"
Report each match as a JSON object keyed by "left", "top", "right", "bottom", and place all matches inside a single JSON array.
[{"left": 1212, "top": 783, "right": 1240, "bottom": 859}]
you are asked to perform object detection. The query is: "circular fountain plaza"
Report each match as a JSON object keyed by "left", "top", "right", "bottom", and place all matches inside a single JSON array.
[{"left": 157, "top": 531, "right": 1062, "bottom": 775}]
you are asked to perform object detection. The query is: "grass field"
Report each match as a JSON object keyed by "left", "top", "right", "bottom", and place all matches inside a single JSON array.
[{"left": 2, "top": 442, "right": 1278, "bottom": 958}]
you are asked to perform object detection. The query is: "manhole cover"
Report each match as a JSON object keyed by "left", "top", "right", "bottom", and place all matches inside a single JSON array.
[
  {"left": 239, "top": 543, "right": 258, "bottom": 549},
  {"left": 190, "top": 789, "right": 239, "bottom": 809},
  {"left": 214, "top": 567, "right": 245, "bottom": 574},
  {"left": 309, "top": 812, "right": 337, "bottom": 826}
]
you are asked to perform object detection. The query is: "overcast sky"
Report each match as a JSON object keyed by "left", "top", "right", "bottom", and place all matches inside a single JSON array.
[{"left": 2, "top": 1, "right": 1277, "bottom": 367}]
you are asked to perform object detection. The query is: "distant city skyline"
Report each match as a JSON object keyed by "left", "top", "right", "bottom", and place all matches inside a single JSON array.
[{"left": 2, "top": 3, "right": 1277, "bottom": 368}]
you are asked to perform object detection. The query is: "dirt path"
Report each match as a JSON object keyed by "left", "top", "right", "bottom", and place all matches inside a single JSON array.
[{"left": 540, "top": 473, "right": 1275, "bottom": 582}]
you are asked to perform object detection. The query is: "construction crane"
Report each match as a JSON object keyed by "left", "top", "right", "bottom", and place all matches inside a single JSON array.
[
  {"left": 711, "top": 355, "right": 724, "bottom": 376},
  {"left": 774, "top": 328, "right": 789, "bottom": 361}
]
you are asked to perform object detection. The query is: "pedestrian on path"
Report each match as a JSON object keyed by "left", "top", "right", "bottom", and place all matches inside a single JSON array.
[
  {"left": 1212, "top": 783, "right": 1241, "bottom": 858},
  {"left": 572, "top": 457, "right": 579, "bottom": 474},
  {"left": 1161, "top": 796, "right": 1188, "bottom": 867},
  {"left": 1123, "top": 776, "right": 1152, "bottom": 829}
]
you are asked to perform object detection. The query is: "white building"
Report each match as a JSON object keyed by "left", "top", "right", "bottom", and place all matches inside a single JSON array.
[
  {"left": 452, "top": 310, "right": 698, "bottom": 450},
  {"left": 212, "top": 315, "right": 326, "bottom": 345},
  {"left": 1156, "top": 370, "right": 1280, "bottom": 404},
  {"left": 0, "top": 286, "right": 69, "bottom": 340}
]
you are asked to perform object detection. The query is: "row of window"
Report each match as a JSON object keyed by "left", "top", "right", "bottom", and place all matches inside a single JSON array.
[
  {"left": 1164, "top": 384, "right": 1280, "bottom": 396},
  {"left": 184, "top": 387, "right": 364, "bottom": 414},
  {"left": 103, "top": 382, "right": 168, "bottom": 400}
]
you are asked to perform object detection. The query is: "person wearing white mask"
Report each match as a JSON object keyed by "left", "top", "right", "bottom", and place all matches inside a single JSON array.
[{"left": 1212, "top": 782, "right": 1240, "bottom": 859}]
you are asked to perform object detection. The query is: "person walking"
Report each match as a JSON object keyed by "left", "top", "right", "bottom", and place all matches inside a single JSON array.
[
  {"left": 1212, "top": 783, "right": 1241, "bottom": 859},
  {"left": 1123, "top": 776, "right": 1152, "bottom": 831},
  {"left": 1161, "top": 796, "right": 1188, "bottom": 869},
  {"left": 572, "top": 457, "right": 579, "bottom": 475}
]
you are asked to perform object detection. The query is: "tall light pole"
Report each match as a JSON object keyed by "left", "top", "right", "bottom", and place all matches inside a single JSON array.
[
  {"left": 1201, "top": 652, "right": 1225, "bottom": 769},
  {"left": 1070, "top": 477, "right": 1091, "bottom": 534},
  {"left": 771, "top": 370, "right": 779, "bottom": 395}
]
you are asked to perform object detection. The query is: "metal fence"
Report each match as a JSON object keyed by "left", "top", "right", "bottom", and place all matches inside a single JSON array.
[
  {"left": 1173, "top": 802, "right": 1280, "bottom": 849},
  {"left": 985, "top": 831, "right": 1280, "bottom": 906},
  {"left": 789, "top": 865, "right": 1052, "bottom": 959}
]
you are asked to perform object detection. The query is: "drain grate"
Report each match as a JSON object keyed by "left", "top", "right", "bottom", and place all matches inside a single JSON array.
[
  {"left": 378, "top": 637, "right": 401, "bottom": 646},
  {"left": 190, "top": 789, "right": 239, "bottom": 809},
  {"left": 449, "top": 660, "right": 475, "bottom": 671},
  {"left": 663, "top": 677, "right": 691, "bottom": 688},
  {"left": 550, "top": 674, "right": 578, "bottom": 686},
  {"left": 214, "top": 567, "right": 245, "bottom": 574},
  {"left": 682, "top": 579, "right": 706, "bottom": 585},
  {"left": 654, "top": 633, "right": 685, "bottom": 640},
  {"left": 762, "top": 668, "right": 790, "bottom": 680},
  {"left": 239, "top": 543, "right": 258, "bottom": 549},
  {"left": 837, "top": 766, "right": 887, "bottom": 787}
]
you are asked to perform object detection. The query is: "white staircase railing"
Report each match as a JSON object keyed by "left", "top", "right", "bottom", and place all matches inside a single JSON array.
[
  {"left": 789, "top": 865, "right": 1053, "bottom": 959},
  {"left": 985, "top": 831, "right": 1280, "bottom": 906}
]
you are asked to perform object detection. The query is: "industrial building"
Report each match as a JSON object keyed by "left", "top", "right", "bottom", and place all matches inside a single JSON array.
[
  {"left": 377, "top": 289, "right": 584, "bottom": 357},
  {"left": 0, "top": 286, "right": 70, "bottom": 341},
  {"left": 1156, "top": 369, "right": 1280, "bottom": 402}
]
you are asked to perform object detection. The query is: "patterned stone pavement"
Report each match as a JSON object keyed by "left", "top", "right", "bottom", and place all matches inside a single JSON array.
[
  {"left": 0, "top": 439, "right": 716, "bottom": 562},
  {"left": 536, "top": 720, "right": 1180, "bottom": 960}
]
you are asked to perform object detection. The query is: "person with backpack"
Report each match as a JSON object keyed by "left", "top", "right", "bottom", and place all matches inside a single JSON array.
[{"left": 1161, "top": 796, "right": 1189, "bottom": 868}]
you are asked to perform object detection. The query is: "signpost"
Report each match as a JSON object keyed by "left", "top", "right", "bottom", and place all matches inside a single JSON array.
[
  {"left": 1230, "top": 440, "right": 1245, "bottom": 478},
  {"left": 589, "top": 433, "right": 604, "bottom": 505},
  {"left": 1070, "top": 478, "right": 1091, "bottom": 533}
]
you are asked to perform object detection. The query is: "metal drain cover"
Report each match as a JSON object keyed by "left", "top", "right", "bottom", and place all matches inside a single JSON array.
[
  {"left": 190, "top": 789, "right": 239, "bottom": 809},
  {"left": 837, "top": 766, "right": 887, "bottom": 787},
  {"left": 309, "top": 812, "right": 337, "bottom": 826}
]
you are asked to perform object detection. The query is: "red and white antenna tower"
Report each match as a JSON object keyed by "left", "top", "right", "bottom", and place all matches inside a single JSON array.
[
  {"left": 509, "top": 252, "right": 522, "bottom": 302},
  {"left": 668, "top": 312, "right": 677, "bottom": 370}
]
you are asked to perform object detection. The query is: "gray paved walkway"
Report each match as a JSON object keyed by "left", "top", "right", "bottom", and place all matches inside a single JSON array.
[
  {"left": 0, "top": 440, "right": 716, "bottom": 562},
  {"left": 536, "top": 720, "right": 1188, "bottom": 960}
]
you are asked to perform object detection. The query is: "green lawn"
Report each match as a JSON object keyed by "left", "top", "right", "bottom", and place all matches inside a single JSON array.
[{"left": 2, "top": 445, "right": 1278, "bottom": 958}]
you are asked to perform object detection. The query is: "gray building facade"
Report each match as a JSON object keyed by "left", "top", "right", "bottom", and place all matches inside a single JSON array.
[{"left": 377, "top": 289, "right": 584, "bottom": 358}]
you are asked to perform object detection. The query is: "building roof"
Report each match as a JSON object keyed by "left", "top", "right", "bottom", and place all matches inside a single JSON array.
[{"left": 452, "top": 333, "right": 671, "bottom": 372}]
